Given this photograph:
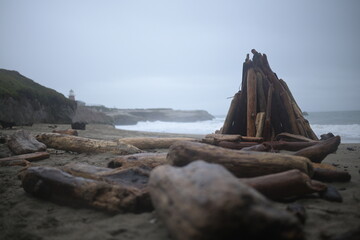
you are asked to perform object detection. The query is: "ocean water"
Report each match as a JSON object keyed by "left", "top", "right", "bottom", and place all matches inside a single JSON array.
[{"left": 116, "top": 111, "right": 360, "bottom": 143}]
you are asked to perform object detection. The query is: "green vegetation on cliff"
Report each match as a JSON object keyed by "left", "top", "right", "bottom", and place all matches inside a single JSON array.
[{"left": 0, "top": 69, "right": 76, "bottom": 124}]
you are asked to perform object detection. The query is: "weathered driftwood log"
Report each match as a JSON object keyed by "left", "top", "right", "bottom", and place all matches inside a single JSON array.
[
  {"left": 275, "top": 132, "right": 318, "bottom": 142},
  {"left": 0, "top": 152, "right": 49, "bottom": 166},
  {"left": 118, "top": 137, "right": 196, "bottom": 150},
  {"left": 167, "top": 141, "right": 313, "bottom": 177},
  {"left": 220, "top": 92, "right": 241, "bottom": 134},
  {"left": 255, "top": 112, "right": 265, "bottom": 137},
  {"left": 7, "top": 130, "right": 47, "bottom": 155},
  {"left": 241, "top": 169, "right": 327, "bottom": 201},
  {"left": 19, "top": 166, "right": 152, "bottom": 213},
  {"left": 149, "top": 160, "right": 303, "bottom": 240},
  {"left": 0, "top": 158, "right": 29, "bottom": 166},
  {"left": 204, "top": 133, "right": 242, "bottom": 142},
  {"left": 294, "top": 136, "right": 341, "bottom": 163},
  {"left": 61, "top": 163, "right": 150, "bottom": 190},
  {"left": 263, "top": 84, "right": 274, "bottom": 141},
  {"left": 218, "top": 141, "right": 258, "bottom": 149},
  {"left": 312, "top": 168, "right": 351, "bottom": 182},
  {"left": 107, "top": 152, "right": 167, "bottom": 169},
  {"left": 256, "top": 71, "right": 267, "bottom": 112},
  {"left": 218, "top": 141, "right": 316, "bottom": 151},
  {"left": 52, "top": 129, "right": 78, "bottom": 136},
  {"left": 247, "top": 68, "right": 257, "bottom": 137},
  {"left": 36, "top": 133, "right": 142, "bottom": 154}
]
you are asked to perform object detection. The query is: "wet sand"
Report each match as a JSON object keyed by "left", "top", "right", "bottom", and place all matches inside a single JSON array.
[{"left": 0, "top": 124, "right": 359, "bottom": 240}]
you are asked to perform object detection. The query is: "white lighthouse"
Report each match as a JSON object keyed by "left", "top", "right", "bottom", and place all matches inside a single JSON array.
[{"left": 69, "top": 89, "right": 75, "bottom": 101}]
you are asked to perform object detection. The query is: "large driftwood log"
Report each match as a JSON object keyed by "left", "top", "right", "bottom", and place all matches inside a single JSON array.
[
  {"left": 61, "top": 163, "right": 150, "bottom": 189},
  {"left": 0, "top": 152, "right": 49, "bottom": 167},
  {"left": 52, "top": 129, "right": 78, "bottom": 136},
  {"left": 107, "top": 152, "right": 167, "bottom": 169},
  {"left": 241, "top": 169, "right": 327, "bottom": 201},
  {"left": 217, "top": 140, "right": 317, "bottom": 151},
  {"left": 246, "top": 68, "right": 257, "bottom": 137},
  {"left": 19, "top": 166, "right": 152, "bottom": 213},
  {"left": 294, "top": 136, "right": 341, "bottom": 163},
  {"left": 7, "top": 130, "right": 47, "bottom": 155},
  {"left": 167, "top": 141, "right": 313, "bottom": 177},
  {"left": 36, "top": 133, "right": 142, "bottom": 154},
  {"left": 118, "top": 137, "right": 196, "bottom": 150},
  {"left": 149, "top": 160, "right": 303, "bottom": 240},
  {"left": 312, "top": 168, "right": 351, "bottom": 182},
  {"left": 255, "top": 112, "right": 265, "bottom": 137},
  {"left": 221, "top": 92, "right": 241, "bottom": 134},
  {"left": 275, "top": 132, "right": 318, "bottom": 142}
]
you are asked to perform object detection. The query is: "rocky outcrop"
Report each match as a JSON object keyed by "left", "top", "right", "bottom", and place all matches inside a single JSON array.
[{"left": 0, "top": 69, "right": 76, "bottom": 125}]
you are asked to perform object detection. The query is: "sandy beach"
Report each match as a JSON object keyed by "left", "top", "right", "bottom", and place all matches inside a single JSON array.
[{"left": 0, "top": 124, "right": 359, "bottom": 240}]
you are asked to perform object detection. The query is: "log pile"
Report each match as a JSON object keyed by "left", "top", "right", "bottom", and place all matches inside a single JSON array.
[{"left": 221, "top": 49, "right": 318, "bottom": 141}]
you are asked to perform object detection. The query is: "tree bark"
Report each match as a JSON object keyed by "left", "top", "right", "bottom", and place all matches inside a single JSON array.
[
  {"left": 247, "top": 68, "right": 257, "bottom": 137},
  {"left": 107, "top": 152, "right": 167, "bottom": 169},
  {"left": 167, "top": 141, "right": 314, "bottom": 177},
  {"left": 241, "top": 169, "right": 327, "bottom": 201},
  {"left": 149, "top": 160, "right": 303, "bottom": 240},
  {"left": 118, "top": 137, "right": 196, "bottom": 150},
  {"left": 36, "top": 133, "right": 142, "bottom": 154}
]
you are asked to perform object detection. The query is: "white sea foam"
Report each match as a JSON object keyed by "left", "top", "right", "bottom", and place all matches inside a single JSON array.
[
  {"left": 311, "top": 124, "right": 360, "bottom": 143},
  {"left": 116, "top": 118, "right": 360, "bottom": 143}
]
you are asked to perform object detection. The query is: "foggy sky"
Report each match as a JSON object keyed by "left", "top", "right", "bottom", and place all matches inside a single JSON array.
[{"left": 1, "top": 0, "right": 359, "bottom": 115}]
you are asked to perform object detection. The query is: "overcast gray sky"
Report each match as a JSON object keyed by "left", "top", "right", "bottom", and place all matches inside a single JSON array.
[{"left": 1, "top": 0, "right": 359, "bottom": 115}]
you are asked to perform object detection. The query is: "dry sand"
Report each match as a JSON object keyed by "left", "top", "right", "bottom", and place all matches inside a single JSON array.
[{"left": 0, "top": 124, "right": 359, "bottom": 240}]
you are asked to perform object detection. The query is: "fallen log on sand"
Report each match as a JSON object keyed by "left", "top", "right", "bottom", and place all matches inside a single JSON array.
[
  {"left": 0, "top": 152, "right": 49, "bottom": 167},
  {"left": 167, "top": 141, "right": 313, "bottom": 177},
  {"left": 52, "top": 129, "right": 78, "bottom": 136},
  {"left": 294, "top": 136, "right": 341, "bottom": 163},
  {"left": 107, "top": 152, "right": 167, "bottom": 169},
  {"left": 7, "top": 130, "right": 47, "bottom": 154},
  {"left": 19, "top": 165, "right": 152, "bottom": 213},
  {"left": 61, "top": 163, "right": 150, "bottom": 189},
  {"left": 241, "top": 169, "right": 327, "bottom": 201},
  {"left": 36, "top": 133, "right": 142, "bottom": 154},
  {"left": 118, "top": 137, "right": 196, "bottom": 150},
  {"left": 149, "top": 160, "right": 303, "bottom": 240}
]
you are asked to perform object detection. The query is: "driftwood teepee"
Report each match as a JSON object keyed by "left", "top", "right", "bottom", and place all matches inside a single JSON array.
[{"left": 221, "top": 49, "right": 318, "bottom": 141}]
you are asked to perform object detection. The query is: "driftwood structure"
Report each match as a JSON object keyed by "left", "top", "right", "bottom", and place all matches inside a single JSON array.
[
  {"left": 149, "top": 160, "right": 303, "bottom": 240},
  {"left": 221, "top": 50, "right": 318, "bottom": 141}
]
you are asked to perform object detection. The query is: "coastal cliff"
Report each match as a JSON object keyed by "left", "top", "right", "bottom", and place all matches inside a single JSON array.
[
  {"left": 0, "top": 69, "right": 76, "bottom": 125},
  {"left": 83, "top": 106, "right": 215, "bottom": 125}
]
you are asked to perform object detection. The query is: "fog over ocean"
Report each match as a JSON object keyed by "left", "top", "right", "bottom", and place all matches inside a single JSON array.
[{"left": 116, "top": 111, "right": 360, "bottom": 143}]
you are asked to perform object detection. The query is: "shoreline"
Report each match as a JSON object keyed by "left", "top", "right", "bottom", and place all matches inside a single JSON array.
[{"left": 0, "top": 124, "right": 359, "bottom": 240}]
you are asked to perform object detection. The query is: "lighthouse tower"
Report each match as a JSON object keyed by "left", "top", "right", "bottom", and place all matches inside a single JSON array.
[{"left": 69, "top": 89, "right": 75, "bottom": 101}]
